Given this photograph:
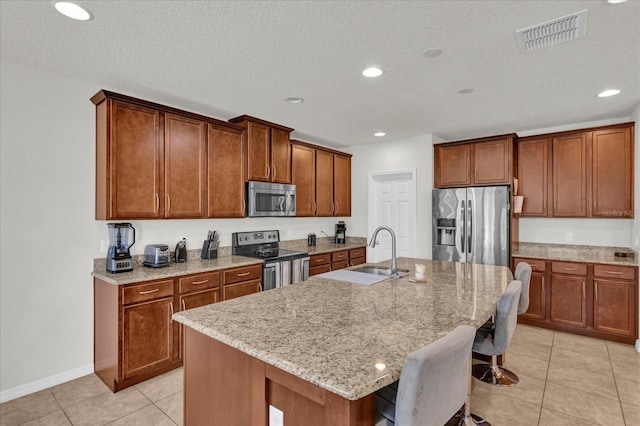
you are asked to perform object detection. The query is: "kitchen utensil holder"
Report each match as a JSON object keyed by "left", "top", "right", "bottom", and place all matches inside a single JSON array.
[{"left": 201, "top": 240, "right": 219, "bottom": 260}]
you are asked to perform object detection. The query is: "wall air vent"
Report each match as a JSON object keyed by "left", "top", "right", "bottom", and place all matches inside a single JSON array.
[{"left": 515, "top": 9, "right": 588, "bottom": 53}]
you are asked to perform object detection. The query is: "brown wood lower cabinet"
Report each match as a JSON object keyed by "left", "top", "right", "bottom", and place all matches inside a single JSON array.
[
  {"left": 94, "top": 263, "right": 262, "bottom": 392},
  {"left": 513, "top": 257, "right": 638, "bottom": 345},
  {"left": 309, "top": 246, "right": 367, "bottom": 277}
]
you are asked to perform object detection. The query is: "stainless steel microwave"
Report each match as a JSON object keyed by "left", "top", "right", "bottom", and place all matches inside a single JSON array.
[{"left": 246, "top": 181, "right": 296, "bottom": 217}]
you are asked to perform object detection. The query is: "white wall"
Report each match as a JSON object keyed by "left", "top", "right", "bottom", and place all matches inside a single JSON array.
[
  {"left": 0, "top": 60, "right": 350, "bottom": 400},
  {"left": 517, "top": 118, "right": 635, "bottom": 248},
  {"left": 346, "top": 134, "right": 443, "bottom": 259}
]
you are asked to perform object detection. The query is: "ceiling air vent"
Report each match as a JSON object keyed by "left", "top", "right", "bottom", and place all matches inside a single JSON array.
[{"left": 515, "top": 9, "right": 588, "bottom": 53}]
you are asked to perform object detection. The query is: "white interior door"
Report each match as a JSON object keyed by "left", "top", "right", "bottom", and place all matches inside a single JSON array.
[{"left": 368, "top": 170, "right": 417, "bottom": 263}]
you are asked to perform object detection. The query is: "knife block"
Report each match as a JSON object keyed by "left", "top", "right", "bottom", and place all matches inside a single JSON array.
[{"left": 201, "top": 240, "right": 219, "bottom": 260}]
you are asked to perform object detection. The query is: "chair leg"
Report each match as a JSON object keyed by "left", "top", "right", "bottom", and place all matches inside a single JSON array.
[
  {"left": 472, "top": 354, "right": 519, "bottom": 386},
  {"left": 445, "top": 355, "right": 491, "bottom": 426}
]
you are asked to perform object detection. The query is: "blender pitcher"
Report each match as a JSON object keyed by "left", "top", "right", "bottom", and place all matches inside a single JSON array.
[{"left": 106, "top": 223, "right": 135, "bottom": 273}]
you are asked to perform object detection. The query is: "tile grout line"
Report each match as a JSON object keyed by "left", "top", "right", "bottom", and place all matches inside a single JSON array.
[
  {"left": 606, "top": 343, "right": 628, "bottom": 426},
  {"left": 537, "top": 330, "right": 554, "bottom": 426}
]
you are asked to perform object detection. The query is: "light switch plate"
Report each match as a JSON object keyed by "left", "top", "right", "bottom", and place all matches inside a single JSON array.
[{"left": 269, "top": 405, "right": 284, "bottom": 426}]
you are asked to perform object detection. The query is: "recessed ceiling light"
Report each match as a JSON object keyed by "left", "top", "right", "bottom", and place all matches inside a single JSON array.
[
  {"left": 362, "top": 67, "right": 383, "bottom": 78},
  {"left": 607, "top": 0, "right": 628, "bottom": 4},
  {"left": 285, "top": 97, "right": 303, "bottom": 104},
  {"left": 458, "top": 88, "right": 474, "bottom": 94},
  {"left": 423, "top": 48, "right": 443, "bottom": 58},
  {"left": 597, "top": 89, "right": 621, "bottom": 98},
  {"left": 374, "top": 132, "right": 386, "bottom": 137},
  {"left": 54, "top": 2, "right": 93, "bottom": 21}
]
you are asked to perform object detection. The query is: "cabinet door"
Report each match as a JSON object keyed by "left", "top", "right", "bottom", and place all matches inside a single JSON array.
[
  {"left": 552, "top": 133, "right": 588, "bottom": 217},
  {"left": 473, "top": 138, "right": 511, "bottom": 185},
  {"left": 270, "top": 128, "right": 291, "bottom": 184},
  {"left": 550, "top": 275, "right": 587, "bottom": 327},
  {"left": 315, "top": 150, "right": 334, "bottom": 216},
  {"left": 208, "top": 125, "right": 245, "bottom": 217},
  {"left": 349, "top": 257, "right": 365, "bottom": 267},
  {"left": 110, "top": 101, "right": 163, "bottom": 218},
  {"left": 246, "top": 122, "right": 271, "bottom": 181},
  {"left": 593, "top": 279, "right": 636, "bottom": 337},
  {"left": 122, "top": 297, "right": 176, "bottom": 379},
  {"left": 434, "top": 144, "right": 471, "bottom": 188},
  {"left": 164, "top": 114, "right": 207, "bottom": 218},
  {"left": 292, "top": 144, "right": 316, "bottom": 216},
  {"left": 333, "top": 154, "right": 351, "bottom": 216},
  {"left": 223, "top": 280, "right": 262, "bottom": 301},
  {"left": 591, "top": 127, "right": 633, "bottom": 218},
  {"left": 180, "top": 288, "right": 219, "bottom": 311},
  {"left": 517, "top": 138, "right": 548, "bottom": 216},
  {"left": 520, "top": 271, "right": 546, "bottom": 320},
  {"left": 332, "top": 261, "right": 349, "bottom": 270}
]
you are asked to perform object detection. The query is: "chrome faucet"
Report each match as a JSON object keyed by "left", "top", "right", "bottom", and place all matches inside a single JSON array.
[{"left": 368, "top": 226, "right": 398, "bottom": 275}]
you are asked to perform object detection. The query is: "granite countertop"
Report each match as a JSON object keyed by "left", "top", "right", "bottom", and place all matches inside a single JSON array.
[
  {"left": 513, "top": 242, "right": 638, "bottom": 267},
  {"left": 173, "top": 257, "right": 511, "bottom": 400},
  {"left": 91, "top": 237, "right": 369, "bottom": 285}
]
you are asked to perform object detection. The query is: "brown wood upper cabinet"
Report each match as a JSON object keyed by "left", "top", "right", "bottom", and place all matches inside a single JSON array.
[
  {"left": 517, "top": 123, "right": 634, "bottom": 218},
  {"left": 434, "top": 135, "right": 515, "bottom": 188},
  {"left": 291, "top": 141, "right": 352, "bottom": 217},
  {"left": 229, "top": 115, "right": 293, "bottom": 184},
  {"left": 207, "top": 123, "right": 245, "bottom": 218},
  {"left": 92, "top": 90, "right": 243, "bottom": 220}
]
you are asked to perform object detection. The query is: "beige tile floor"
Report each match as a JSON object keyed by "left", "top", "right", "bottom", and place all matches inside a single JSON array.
[{"left": 1, "top": 325, "right": 639, "bottom": 425}]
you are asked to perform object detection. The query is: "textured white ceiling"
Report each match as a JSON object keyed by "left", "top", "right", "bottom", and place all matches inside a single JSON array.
[{"left": 1, "top": 0, "right": 639, "bottom": 148}]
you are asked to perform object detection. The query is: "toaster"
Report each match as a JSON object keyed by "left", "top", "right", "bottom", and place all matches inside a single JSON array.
[{"left": 142, "top": 244, "right": 170, "bottom": 268}]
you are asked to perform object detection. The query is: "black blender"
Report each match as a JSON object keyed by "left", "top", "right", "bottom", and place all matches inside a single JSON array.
[{"left": 106, "top": 223, "right": 135, "bottom": 273}]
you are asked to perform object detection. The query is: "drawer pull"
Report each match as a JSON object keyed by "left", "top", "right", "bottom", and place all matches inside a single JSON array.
[
  {"left": 237, "top": 272, "right": 251, "bottom": 277},
  {"left": 192, "top": 280, "right": 208, "bottom": 285},
  {"left": 582, "top": 281, "right": 585, "bottom": 300},
  {"left": 595, "top": 283, "right": 598, "bottom": 301},
  {"left": 139, "top": 289, "right": 159, "bottom": 295},
  {"left": 603, "top": 271, "right": 623, "bottom": 275},
  {"left": 562, "top": 267, "right": 577, "bottom": 271},
  {"left": 316, "top": 258, "right": 325, "bottom": 262}
]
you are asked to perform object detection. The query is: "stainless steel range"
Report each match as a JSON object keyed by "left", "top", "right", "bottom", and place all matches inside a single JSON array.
[{"left": 232, "top": 230, "right": 309, "bottom": 291}]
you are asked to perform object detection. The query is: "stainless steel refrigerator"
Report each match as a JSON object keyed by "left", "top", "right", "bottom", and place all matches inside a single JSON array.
[{"left": 432, "top": 186, "right": 510, "bottom": 266}]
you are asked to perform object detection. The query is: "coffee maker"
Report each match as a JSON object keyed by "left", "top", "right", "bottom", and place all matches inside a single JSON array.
[
  {"left": 106, "top": 223, "right": 135, "bottom": 273},
  {"left": 335, "top": 221, "right": 346, "bottom": 244}
]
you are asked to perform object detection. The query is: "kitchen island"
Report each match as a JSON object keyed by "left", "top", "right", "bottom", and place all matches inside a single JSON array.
[{"left": 173, "top": 258, "right": 512, "bottom": 425}]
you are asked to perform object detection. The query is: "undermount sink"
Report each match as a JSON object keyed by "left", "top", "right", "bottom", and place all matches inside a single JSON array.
[{"left": 351, "top": 266, "right": 409, "bottom": 278}]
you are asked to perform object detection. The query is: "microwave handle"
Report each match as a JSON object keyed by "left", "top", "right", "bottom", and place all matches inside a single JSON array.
[{"left": 286, "top": 193, "right": 295, "bottom": 215}]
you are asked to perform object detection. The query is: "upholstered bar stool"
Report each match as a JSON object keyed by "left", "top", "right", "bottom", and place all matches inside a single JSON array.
[
  {"left": 375, "top": 325, "right": 476, "bottom": 426},
  {"left": 514, "top": 262, "right": 532, "bottom": 315},
  {"left": 471, "top": 280, "right": 522, "bottom": 386}
]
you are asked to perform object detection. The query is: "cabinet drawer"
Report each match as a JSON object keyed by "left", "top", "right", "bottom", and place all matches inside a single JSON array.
[
  {"left": 123, "top": 280, "right": 174, "bottom": 305},
  {"left": 180, "top": 288, "right": 219, "bottom": 311},
  {"left": 349, "top": 247, "right": 365, "bottom": 259},
  {"left": 514, "top": 257, "right": 546, "bottom": 272},
  {"left": 551, "top": 261, "right": 587, "bottom": 276},
  {"left": 331, "top": 250, "right": 348, "bottom": 262},
  {"left": 223, "top": 264, "right": 262, "bottom": 285},
  {"left": 223, "top": 280, "right": 261, "bottom": 301},
  {"left": 594, "top": 264, "right": 636, "bottom": 281},
  {"left": 179, "top": 272, "right": 220, "bottom": 294},
  {"left": 309, "top": 254, "right": 331, "bottom": 267}
]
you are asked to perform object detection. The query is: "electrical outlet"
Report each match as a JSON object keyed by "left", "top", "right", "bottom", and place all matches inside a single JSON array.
[
  {"left": 269, "top": 405, "right": 284, "bottom": 426},
  {"left": 100, "top": 240, "right": 109, "bottom": 253},
  {"left": 564, "top": 232, "right": 573, "bottom": 242}
]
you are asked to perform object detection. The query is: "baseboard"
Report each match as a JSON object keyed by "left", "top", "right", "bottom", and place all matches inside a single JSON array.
[
  {"left": 0, "top": 363, "right": 94, "bottom": 403},
  {"left": 636, "top": 339, "right": 640, "bottom": 353}
]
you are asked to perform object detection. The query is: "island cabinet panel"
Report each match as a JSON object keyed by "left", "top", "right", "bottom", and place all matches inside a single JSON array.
[
  {"left": 229, "top": 115, "right": 293, "bottom": 184},
  {"left": 183, "top": 327, "right": 375, "bottom": 426},
  {"left": 207, "top": 124, "right": 245, "bottom": 218},
  {"left": 291, "top": 144, "right": 316, "bottom": 216},
  {"left": 517, "top": 137, "right": 549, "bottom": 216},
  {"left": 591, "top": 127, "right": 634, "bottom": 218},
  {"left": 164, "top": 113, "right": 207, "bottom": 218},
  {"left": 552, "top": 133, "right": 589, "bottom": 217},
  {"left": 513, "top": 257, "right": 546, "bottom": 320}
]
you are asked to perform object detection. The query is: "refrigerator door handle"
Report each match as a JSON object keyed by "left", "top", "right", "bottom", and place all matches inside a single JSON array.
[
  {"left": 460, "top": 202, "right": 466, "bottom": 253},
  {"left": 467, "top": 199, "right": 472, "bottom": 254}
]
